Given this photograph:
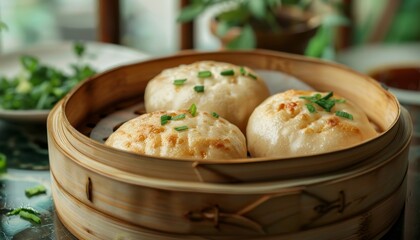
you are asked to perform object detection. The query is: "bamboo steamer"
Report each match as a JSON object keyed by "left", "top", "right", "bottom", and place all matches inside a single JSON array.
[{"left": 47, "top": 50, "right": 412, "bottom": 239}]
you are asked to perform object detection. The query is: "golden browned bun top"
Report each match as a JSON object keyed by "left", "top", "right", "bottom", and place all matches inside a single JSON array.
[
  {"left": 105, "top": 107, "right": 247, "bottom": 160},
  {"left": 246, "top": 90, "right": 379, "bottom": 158},
  {"left": 144, "top": 61, "right": 270, "bottom": 133}
]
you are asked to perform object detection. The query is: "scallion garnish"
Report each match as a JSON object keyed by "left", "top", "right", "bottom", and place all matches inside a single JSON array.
[
  {"left": 299, "top": 91, "right": 345, "bottom": 112},
  {"left": 0, "top": 153, "right": 6, "bottom": 173},
  {"left": 247, "top": 73, "right": 257, "bottom": 80},
  {"left": 306, "top": 104, "right": 316, "bottom": 113},
  {"left": 212, "top": 112, "right": 219, "bottom": 118},
  {"left": 172, "top": 113, "right": 186, "bottom": 121},
  {"left": 188, "top": 103, "right": 197, "bottom": 117},
  {"left": 173, "top": 78, "right": 187, "bottom": 86},
  {"left": 220, "top": 69, "right": 234, "bottom": 76},
  {"left": 334, "top": 99, "right": 346, "bottom": 103},
  {"left": 7, "top": 207, "right": 40, "bottom": 216},
  {"left": 240, "top": 67, "right": 246, "bottom": 76},
  {"left": 19, "top": 210, "right": 41, "bottom": 224},
  {"left": 174, "top": 125, "right": 188, "bottom": 131},
  {"left": 315, "top": 98, "right": 335, "bottom": 112},
  {"left": 299, "top": 93, "right": 322, "bottom": 102},
  {"left": 335, "top": 111, "right": 353, "bottom": 120},
  {"left": 25, "top": 185, "right": 47, "bottom": 198},
  {"left": 160, "top": 115, "right": 172, "bottom": 125},
  {"left": 198, "top": 71, "right": 212, "bottom": 78},
  {"left": 322, "top": 91, "right": 334, "bottom": 100},
  {"left": 7, "top": 207, "right": 41, "bottom": 224},
  {"left": 194, "top": 85, "right": 204, "bottom": 93}
]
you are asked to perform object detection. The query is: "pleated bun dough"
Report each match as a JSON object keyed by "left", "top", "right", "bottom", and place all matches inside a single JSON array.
[
  {"left": 105, "top": 108, "right": 247, "bottom": 160},
  {"left": 144, "top": 61, "right": 270, "bottom": 132},
  {"left": 246, "top": 90, "right": 378, "bottom": 158}
]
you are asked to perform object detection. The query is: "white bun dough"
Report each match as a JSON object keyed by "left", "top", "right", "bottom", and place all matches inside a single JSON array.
[
  {"left": 144, "top": 61, "right": 270, "bottom": 132},
  {"left": 106, "top": 109, "right": 247, "bottom": 160},
  {"left": 246, "top": 90, "right": 378, "bottom": 158}
]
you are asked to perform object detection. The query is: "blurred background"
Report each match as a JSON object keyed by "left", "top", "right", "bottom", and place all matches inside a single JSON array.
[{"left": 0, "top": 0, "right": 419, "bottom": 57}]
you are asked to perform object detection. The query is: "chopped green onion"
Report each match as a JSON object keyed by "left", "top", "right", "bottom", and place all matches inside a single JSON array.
[
  {"left": 0, "top": 153, "right": 6, "bottom": 173},
  {"left": 247, "top": 73, "right": 257, "bottom": 80},
  {"left": 7, "top": 207, "right": 42, "bottom": 224},
  {"left": 220, "top": 69, "right": 234, "bottom": 76},
  {"left": 7, "top": 208, "right": 22, "bottom": 216},
  {"left": 334, "top": 99, "right": 346, "bottom": 103},
  {"left": 188, "top": 103, "right": 197, "bottom": 117},
  {"left": 198, "top": 71, "right": 212, "bottom": 78},
  {"left": 212, "top": 112, "right": 219, "bottom": 118},
  {"left": 19, "top": 210, "right": 41, "bottom": 224},
  {"left": 335, "top": 111, "right": 353, "bottom": 120},
  {"left": 305, "top": 104, "right": 316, "bottom": 113},
  {"left": 74, "top": 42, "right": 86, "bottom": 58},
  {"left": 25, "top": 185, "right": 47, "bottom": 198},
  {"left": 300, "top": 92, "right": 337, "bottom": 112},
  {"left": 173, "top": 78, "right": 187, "bottom": 86},
  {"left": 240, "top": 67, "right": 246, "bottom": 76},
  {"left": 174, "top": 125, "right": 188, "bottom": 131},
  {"left": 172, "top": 113, "right": 186, "bottom": 120},
  {"left": 194, "top": 85, "right": 204, "bottom": 93},
  {"left": 7, "top": 207, "right": 40, "bottom": 216},
  {"left": 322, "top": 91, "right": 334, "bottom": 100},
  {"left": 316, "top": 98, "right": 335, "bottom": 112},
  {"left": 160, "top": 115, "right": 172, "bottom": 125},
  {"left": 299, "top": 93, "right": 322, "bottom": 102}
]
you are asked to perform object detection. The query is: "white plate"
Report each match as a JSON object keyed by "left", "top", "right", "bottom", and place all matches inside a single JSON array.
[
  {"left": 336, "top": 43, "right": 420, "bottom": 105},
  {"left": 0, "top": 41, "right": 149, "bottom": 123}
]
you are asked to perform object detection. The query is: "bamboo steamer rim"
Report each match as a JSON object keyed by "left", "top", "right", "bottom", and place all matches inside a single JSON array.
[{"left": 60, "top": 49, "right": 400, "bottom": 164}]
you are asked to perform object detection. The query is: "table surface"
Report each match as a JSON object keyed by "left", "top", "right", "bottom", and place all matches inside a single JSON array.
[{"left": 0, "top": 113, "right": 419, "bottom": 240}]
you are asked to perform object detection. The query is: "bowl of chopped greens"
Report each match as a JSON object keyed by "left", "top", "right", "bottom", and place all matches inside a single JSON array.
[{"left": 0, "top": 41, "right": 149, "bottom": 123}]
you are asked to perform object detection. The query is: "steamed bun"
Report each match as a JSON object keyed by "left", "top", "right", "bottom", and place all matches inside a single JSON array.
[
  {"left": 246, "top": 90, "right": 378, "bottom": 157},
  {"left": 105, "top": 107, "right": 247, "bottom": 160},
  {"left": 144, "top": 61, "right": 270, "bottom": 132}
]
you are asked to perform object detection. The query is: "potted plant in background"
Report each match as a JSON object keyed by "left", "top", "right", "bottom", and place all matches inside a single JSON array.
[{"left": 178, "top": 0, "right": 347, "bottom": 57}]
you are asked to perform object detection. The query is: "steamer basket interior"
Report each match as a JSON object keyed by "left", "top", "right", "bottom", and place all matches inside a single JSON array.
[{"left": 60, "top": 50, "right": 401, "bottom": 183}]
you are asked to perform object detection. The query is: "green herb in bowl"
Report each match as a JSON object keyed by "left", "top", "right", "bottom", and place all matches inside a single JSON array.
[{"left": 0, "top": 42, "right": 96, "bottom": 110}]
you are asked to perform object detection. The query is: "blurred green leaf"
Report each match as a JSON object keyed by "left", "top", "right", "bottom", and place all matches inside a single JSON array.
[
  {"left": 21, "top": 56, "right": 39, "bottom": 72},
  {"left": 227, "top": 24, "right": 256, "bottom": 49},
  {"left": 74, "top": 42, "right": 86, "bottom": 58},
  {"left": 216, "top": 20, "right": 233, "bottom": 37},
  {"left": 304, "top": 27, "right": 330, "bottom": 57},
  {"left": 323, "top": 14, "right": 349, "bottom": 27},
  {"left": 267, "top": 0, "right": 282, "bottom": 8},
  {"left": 217, "top": 6, "right": 250, "bottom": 25},
  {"left": 385, "top": 12, "right": 420, "bottom": 42},
  {"left": 0, "top": 21, "right": 7, "bottom": 31},
  {"left": 247, "top": 0, "right": 267, "bottom": 20},
  {"left": 177, "top": 4, "right": 206, "bottom": 22}
]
